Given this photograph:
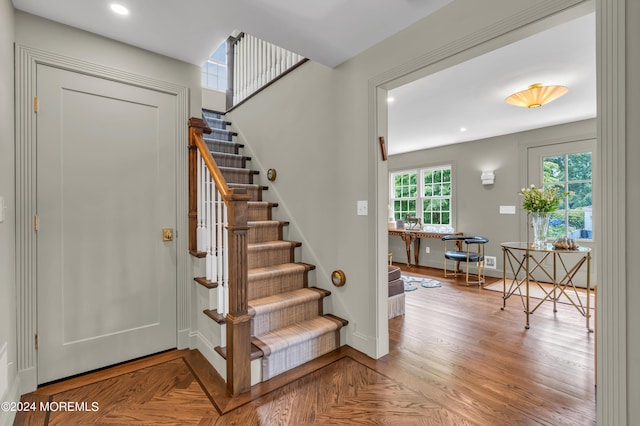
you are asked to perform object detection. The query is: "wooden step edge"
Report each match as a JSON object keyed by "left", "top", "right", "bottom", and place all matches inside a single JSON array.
[
  {"left": 229, "top": 184, "right": 269, "bottom": 191},
  {"left": 298, "top": 262, "right": 316, "bottom": 271},
  {"left": 247, "top": 240, "right": 302, "bottom": 248},
  {"left": 194, "top": 277, "right": 218, "bottom": 289},
  {"left": 214, "top": 344, "right": 263, "bottom": 360},
  {"left": 247, "top": 220, "right": 290, "bottom": 227},
  {"left": 219, "top": 166, "right": 253, "bottom": 174},
  {"left": 308, "top": 286, "right": 332, "bottom": 298},
  {"left": 203, "top": 309, "right": 226, "bottom": 324},
  {"left": 247, "top": 201, "right": 278, "bottom": 207},
  {"left": 324, "top": 313, "right": 349, "bottom": 327},
  {"left": 189, "top": 249, "right": 207, "bottom": 259}
]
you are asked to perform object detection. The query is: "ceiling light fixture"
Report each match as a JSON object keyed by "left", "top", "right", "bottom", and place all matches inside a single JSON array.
[
  {"left": 110, "top": 3, "right": 129, "bottom": 15},
  {"left": 505, "top": 83, "right": 568, "bottom": 108}
]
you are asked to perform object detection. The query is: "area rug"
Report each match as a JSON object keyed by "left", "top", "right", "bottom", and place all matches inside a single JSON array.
[{"left": 401, "top": 275, "right": 442, "bottom": 290}]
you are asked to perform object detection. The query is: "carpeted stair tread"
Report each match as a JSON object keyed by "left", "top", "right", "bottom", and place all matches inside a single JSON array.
[
  {"left": 202, "top": 109, "right": 229, "bottom": 123},
  {"left": 247, "top": 262, "right": 315, "bottom": 300},
  {"left": 220, "top": 166, "right": 259, "bottom": 185},
  {"left": 205, "top": 139, "right": 244, "bottom": 155},
  {"left": 228, "top": 183, "right": 267, "bottom": 202},
  {"left": 212, "top": 152, "right": 250, "bottom": 168},
  {"left": 248, "top": 262, "right": 312, "bottom": 280},
  {"left": 248, "top": 287, "right": 330, "bottom": 315},
  {"left": 247, "top": 241, "right": 302, "bottom": 268},
  {"left": 248, "top": 201, "right": 278, "bottom": 221},
  {"left": 203, "top": 135, "right": 242, "bottom": 145},
  {"left": 251, "top": 315, "right": 346, "bottom": 356},
  {"left": 247, "top": 220, "right": 289, "bottom": 243}
]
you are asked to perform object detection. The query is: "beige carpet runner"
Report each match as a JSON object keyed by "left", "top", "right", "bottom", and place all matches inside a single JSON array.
[{"left": 201, "top": 109, "right": 347, "bottom": 382}]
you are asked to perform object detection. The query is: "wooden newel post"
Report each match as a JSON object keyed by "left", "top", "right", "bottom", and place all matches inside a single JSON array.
[{"left": 224, "top": 192, "right": 252, "bottom": 395}]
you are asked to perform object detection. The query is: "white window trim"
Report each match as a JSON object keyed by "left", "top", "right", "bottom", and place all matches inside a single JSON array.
[
  {"left": 390, "top": 164, "right": 453, "bottom": 231},
  {"left": 528, "top": 140, "right": 595, "bottom": 243}
]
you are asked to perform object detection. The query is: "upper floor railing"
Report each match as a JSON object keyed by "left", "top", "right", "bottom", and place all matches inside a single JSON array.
[{"left": 226, "top": 32, "right": 307, "bottom": 110}]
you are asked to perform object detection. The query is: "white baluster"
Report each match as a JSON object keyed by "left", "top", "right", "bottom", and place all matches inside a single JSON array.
[
  {"left": 196, "top": 153, "right": 206, "bottom": 252},
  {"left": 205, "top": 171, "right": 213, "bottom": 281},
  {"left": 216, "top": 189, "right": 225, "bottom": 314},
  {"left": 222, "top": 202, "right": 229, "bottom": 316}
]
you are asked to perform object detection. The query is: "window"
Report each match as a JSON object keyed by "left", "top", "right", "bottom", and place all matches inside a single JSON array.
[
  {"left": 390, "top": 165, "right": 452, "bottom": 228},
  {"left": 201, "top": 41, "right": 228, "bottom": 91},
  {"left": 543, "top": 152, "right": 593, "bottom": 240}
]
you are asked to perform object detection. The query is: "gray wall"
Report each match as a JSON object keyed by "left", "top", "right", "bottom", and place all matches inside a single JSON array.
[
  {"left": 0, "top": 0, "right": 16, "bottom": 423},
  {"left": 226, "top": 0, "right": 595, "bottom": 358},
  {"left": 388, "top": 119, "right": 597, "bottom": 276},
  {"left": 14, "top": 11, "right": 202, "bottom": 115},
  {"left": 626, "top": 0, "right": 640, "bottom": 419}
]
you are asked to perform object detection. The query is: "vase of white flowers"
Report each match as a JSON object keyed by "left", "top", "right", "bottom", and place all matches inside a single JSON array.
[{"left": 519, "top": 184, "right": 570, "bottom": 248}]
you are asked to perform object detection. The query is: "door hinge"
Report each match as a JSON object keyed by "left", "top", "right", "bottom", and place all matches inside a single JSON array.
[
  {"left": 35, "top": 333, "right": 38, "bottom": 350},
  {"left": 34, "top": 215, "right": 39, "bottom": 231},
  {"left": 34, "top": 96, "right": 38, "bottom": 113}
]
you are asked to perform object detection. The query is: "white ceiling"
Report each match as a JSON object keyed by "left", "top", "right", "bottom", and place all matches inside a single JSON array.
[
  {"left": 11, "top": 1, "right": 595, "bottom": 155},
  {"left": 11, "top": 0, "right": 452, "bottom": 68},
  {"left": 387, "top": 12, "right": 596, "bottom": 155}
]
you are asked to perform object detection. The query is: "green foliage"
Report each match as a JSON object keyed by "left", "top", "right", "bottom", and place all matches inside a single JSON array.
[{"left": 519, "top": 184, "right": 570, "bottom": 212}]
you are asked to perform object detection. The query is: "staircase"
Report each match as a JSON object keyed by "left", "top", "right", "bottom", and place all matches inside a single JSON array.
[{"left": 198, "top": 109, "right": 347, "bottom": 382}]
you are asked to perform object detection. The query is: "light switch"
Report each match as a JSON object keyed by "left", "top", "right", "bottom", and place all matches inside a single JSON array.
[
  {"left": 357, "top": 200, "right": 368, "bottom": 216},
  {"left": 499, "top": 205, "right": 516, "bottom": 214}
]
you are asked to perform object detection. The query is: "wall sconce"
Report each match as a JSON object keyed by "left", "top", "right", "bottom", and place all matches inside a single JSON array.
[{"left": 481, "top": 170, "right": 495, "bottom": 185}]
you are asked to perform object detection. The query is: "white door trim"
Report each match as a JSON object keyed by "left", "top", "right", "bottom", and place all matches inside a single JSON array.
[
  {"left": 14, "top": 45, "right": 190, "bottom": 393},
  {"left": 368, "top": 0, "right": 626, "bottom": 422}
]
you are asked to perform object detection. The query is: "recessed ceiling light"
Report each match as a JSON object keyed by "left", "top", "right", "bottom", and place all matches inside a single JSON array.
[
  {"left": 387, "top": 96, "right": 395, "bottom": 103},
  {"left": 110, "top": 3, "right": 129, "bottom": 15},
  {"left": 460, "top": 127, "right": 467, "bottom": 132}
]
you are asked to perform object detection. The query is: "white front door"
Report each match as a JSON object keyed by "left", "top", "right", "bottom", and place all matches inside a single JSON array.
[{"left": 36, "top": 64, "right": 177, "bottom": 384}]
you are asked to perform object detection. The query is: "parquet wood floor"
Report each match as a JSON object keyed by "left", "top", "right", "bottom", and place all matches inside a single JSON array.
[{"left": 15, "top": 265, "right": 595, "bottom": 425}]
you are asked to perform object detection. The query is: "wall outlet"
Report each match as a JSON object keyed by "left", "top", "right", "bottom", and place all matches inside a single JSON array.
[
  {"left": 425, "top": 246, "right": 430, "bottom": 254},
  {"left": 484, "top": 256, "right": 497, "bottom": 269}
]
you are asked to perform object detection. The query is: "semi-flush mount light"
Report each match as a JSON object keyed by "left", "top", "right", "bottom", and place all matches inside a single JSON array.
[
  {"left": 110, "top": 3, "right": 129, "bottom": 15},
  {"left": 505, "top": 83, "right": 568, "bottom": 108}
]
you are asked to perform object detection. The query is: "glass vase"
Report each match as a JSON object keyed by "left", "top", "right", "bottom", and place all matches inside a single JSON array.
[{"left": 530, "top": 212, "right": 551, "bottom": 249}]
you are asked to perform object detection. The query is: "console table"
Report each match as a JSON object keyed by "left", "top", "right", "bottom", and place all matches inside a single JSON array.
[
  {"left": 389, "top": 228, "right": 462, "bottom": 267},
  {"left": 500, "top": 242, "right": 592, "bottom": 331}
]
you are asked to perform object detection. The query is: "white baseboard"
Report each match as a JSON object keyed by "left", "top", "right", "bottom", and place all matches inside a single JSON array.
[{"left": 193, "top": 331, "right": 227, "bottom": 381}]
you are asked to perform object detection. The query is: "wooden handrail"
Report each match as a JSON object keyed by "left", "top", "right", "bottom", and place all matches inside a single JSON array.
[
  {"left": 188, "top": 117, "right": 232, "bottom": 198},
  {"left": 188, "top": 117, "right": 251, "bottom": 395}
]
